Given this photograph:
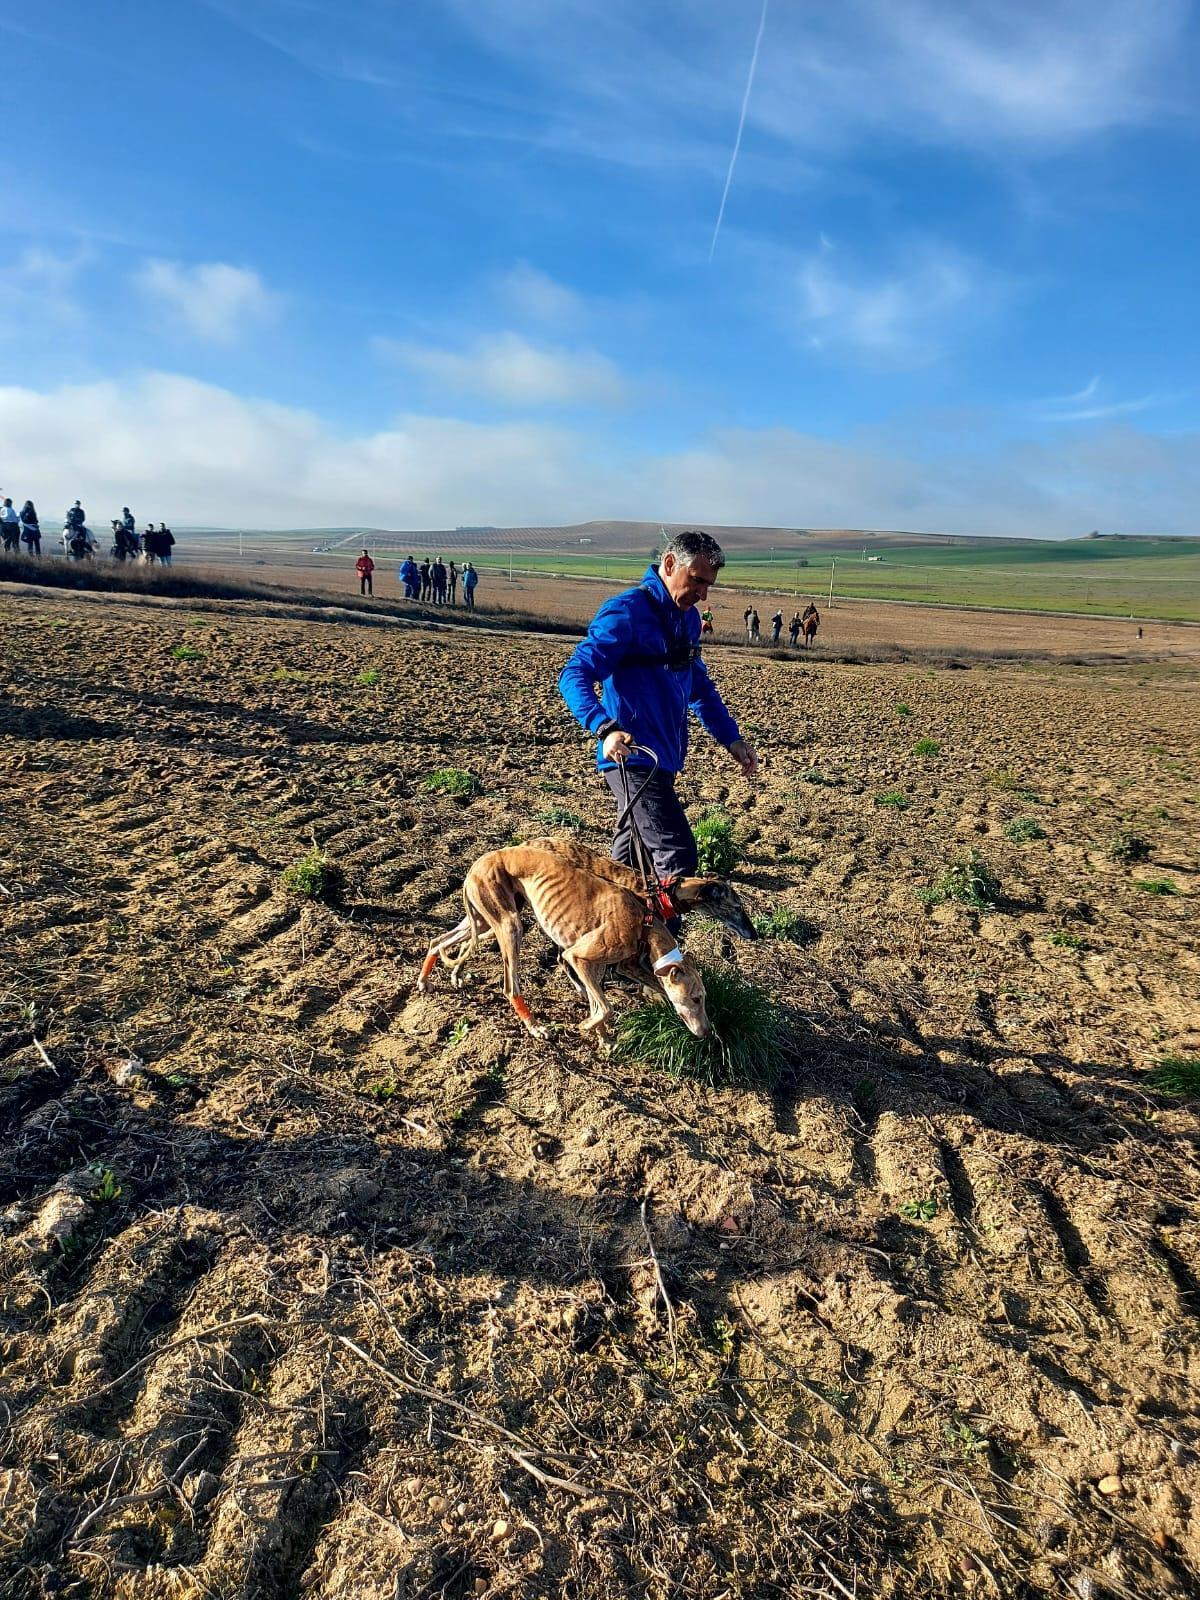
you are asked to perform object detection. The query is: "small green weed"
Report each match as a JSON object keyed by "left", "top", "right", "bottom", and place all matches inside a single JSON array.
[
  {"left": 1049, "top": 930, "right": 1088, "bottom": 950},
  {"left": 615, "top": 963, "right": 782, "bottom": 1089},
  {"left": 990, "top": 769, "right": 1039, "bottom": 802},
  {"left": 918, "top": 851, "right": 1002, "bottom": 912},
  {"left": 356, "top": 668, "right": 382, "bottom": 687},
  {"left": 281, "top": 846, "right": 344, "bottom": 902},
  {"left": 943, "top": 1415, "right": 989, "bottom": 1458},
  {"left": 89, "top": 1165, "right": 122, "bottom": 1204},
  {"left": 912, "top": 738, "right": 941, "bottom": 757},
  {"left": 874, "top": 789, "right": 910, "bottom": 810},
  {"left": 271, "top": 666, "right": 308, "bottom": 682},
  {"left": 536, "top": 807, "right": 586, "bottom": 830},
  {"left": 896, "top": 702, "right": 912, "bottom": 717},
  {"left": 798, "top": 767, "right": 830, "bottom": 785},
  {"left": 448, "top": 1019, "right": 471, "bottom": 1047},
  {"left": 1134, "top": 878, "right": 1179, "bottom": 896},
  {"left": 1108, "top": 830, "right": 1151, "bottom": 865},
  {"left": 752, "top": 907, "right": 819, "bottom": 945},
  {"left": 694, "top": 809, "right": 740, "bottom": 875},
  {"left": 421, "top": 768, "right": 481, "bottom": 800},
  {"left": 899, "top": 1193, "right": 939, "bottom": 1223},
  {"left": 368, "top": 1078, "right": 398, "bottom": 1101},
  {"left": 1003, "top": 817, "right": 1046, "bottom": 843},
  {"left": 1147, "top": 1056, "right": 1200, "bottom": 1098},
  {"left": 171, "top": 644, "right": 202, "bottom": 662}
]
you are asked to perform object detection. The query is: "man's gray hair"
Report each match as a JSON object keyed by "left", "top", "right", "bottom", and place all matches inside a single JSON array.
[{"left": 662, "top": 529, "right": 725, "bottom": 570}]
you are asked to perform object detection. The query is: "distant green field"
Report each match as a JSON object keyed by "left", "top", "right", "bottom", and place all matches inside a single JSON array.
[{"left": 472, "top": 538, "right": 1200, "bottom": 622}]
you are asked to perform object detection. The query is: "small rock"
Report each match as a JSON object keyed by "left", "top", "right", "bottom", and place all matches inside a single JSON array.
[
  {"left": 474, "top": 1581, "right": 488, "bottom": 1596},
  {"left": 1097, "top": 1475, "right": 1123, "bottom": 1496},
  {"left": 184, "top": 1470, "right": 219, "bottom": 1511},
  {"left": 114, "top": 1055, "right": 145, "bottom": 1085},
  {"left": 578, "top": 1127, "right": 598, "bottom": 1148},
  {"left": 1169, "top": 1440, "right": 1190, "bottom": 1466},
  {"left": 427, "top": 1494, "right": 448, "bottom": 1514},
  {"left": 491, "top": 1517, "right": 510, "bottom": 1540},
  {"left": 1151, "top": 1530, "right": 1170, "bottom": 1552},
  {"left": 402, "top": 1477, "right": 422, "bottom": 1497}
]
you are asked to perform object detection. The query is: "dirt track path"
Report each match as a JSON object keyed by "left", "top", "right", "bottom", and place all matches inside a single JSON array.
[{"left": 1, "top": 589, "right": 1198, "bottom": 1598}]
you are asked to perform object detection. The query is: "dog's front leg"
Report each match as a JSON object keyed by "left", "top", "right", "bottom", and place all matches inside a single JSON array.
[{"left": 562, "top": 948, "right": 614, "bottom": 1039}]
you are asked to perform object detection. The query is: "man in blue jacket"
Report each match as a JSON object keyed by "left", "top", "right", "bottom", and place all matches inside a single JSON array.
[{"left": 558, "top": 529, "right": 757, "bottom": 884}]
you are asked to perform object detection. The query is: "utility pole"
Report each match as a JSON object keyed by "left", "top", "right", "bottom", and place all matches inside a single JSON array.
[{"left": 828, "top": 558, "right": 836, "bottom": 608}]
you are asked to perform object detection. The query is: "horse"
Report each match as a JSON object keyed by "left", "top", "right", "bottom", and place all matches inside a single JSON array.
[{"left": 802, "top": 606, "right": 820, "bottom": 648}]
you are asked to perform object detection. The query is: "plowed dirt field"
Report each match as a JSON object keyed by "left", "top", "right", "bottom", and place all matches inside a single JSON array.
[{"left": 2, "top": 586, "right": 1198, "bottom": 1600}]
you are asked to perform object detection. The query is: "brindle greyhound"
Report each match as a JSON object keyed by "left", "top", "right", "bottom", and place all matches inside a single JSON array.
[
  {"left": 417, "top": 845, "right": 710, "bottom": 1041},
  {"left": 521, "top": 836, "right": 758, "bottom": 939}
]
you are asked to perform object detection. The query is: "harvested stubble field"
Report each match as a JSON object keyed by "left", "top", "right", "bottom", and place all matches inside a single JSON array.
[{"left": 1, "top": 586, "right": 1198, "bottom": 1600}]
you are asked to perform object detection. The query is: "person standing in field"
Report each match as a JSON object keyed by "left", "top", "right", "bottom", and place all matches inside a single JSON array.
[
  {"left": 419, "top": 558, "right": 432, "bottom": 602},
  {"left": 770, "top": 609, "right": 783, "bottom": 644},
  {"left": 788, "top": 611, "right": 801, "bottom": 646},
  {"left": 743, "top": 605, "right": 753, "bottom": 642},
  {"left": 558, "top": 528, "right": 757, "bottom": 888},
  {"left": 159, "top": 523, "right": 175, "bottom": 566},
  {"left": 462, "top": 561, "right": 478, "bottom": 610},
  {"left": 700, "top": 606, "right": 714, "bottom": 636},
  {"left": 0, "top": 498, "right": 20, "bottom": 552},
  {"left": 355, "top": 548, "right": 374, "bottom": 596},
  {"left": 448, "top": 560, "right": 459, "bottom": 604},
  {"left": 432, "top": 556, "right": 448, "bottom": 605},
  {"left": 750, "top": 609, "right": 760, "bottom": 643},
  {"left": 20, "top": 501, "right": 41, "bottom": 555}
]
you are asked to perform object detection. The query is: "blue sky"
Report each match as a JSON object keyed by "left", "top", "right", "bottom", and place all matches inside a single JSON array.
[{"left": 1, "top": 0, "right": 1198, "bottom": 534}]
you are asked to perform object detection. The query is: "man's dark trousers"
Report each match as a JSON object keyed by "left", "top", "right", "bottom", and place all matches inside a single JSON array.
[{"left": 603, "top": 766, "right": 697, "bottom": 882}]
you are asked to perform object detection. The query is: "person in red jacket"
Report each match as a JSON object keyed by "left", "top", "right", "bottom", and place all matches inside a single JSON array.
[{"left": 355, "top": 548, "right": 375, "bottom": 596}]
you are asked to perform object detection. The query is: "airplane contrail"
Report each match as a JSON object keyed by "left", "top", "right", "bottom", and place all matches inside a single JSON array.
[{"left": 709, "top": 0, "right": 770, "bottom": 262}]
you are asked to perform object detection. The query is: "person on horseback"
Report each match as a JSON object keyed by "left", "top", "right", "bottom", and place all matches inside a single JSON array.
[{"left": 801, "top": 601, "right": 821, "bottom": 648}]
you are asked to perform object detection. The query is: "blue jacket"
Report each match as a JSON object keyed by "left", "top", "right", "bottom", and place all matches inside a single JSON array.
[
  {"left": 399, "top": 558, "right": 418, "bottom": 583},
  {"left": 558, "top": 565, "right": 741, "bottom": 773}
]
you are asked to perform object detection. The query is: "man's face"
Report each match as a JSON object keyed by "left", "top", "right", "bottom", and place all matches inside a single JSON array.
[{"left": 661, "top": 552, "right": 720, "bottom": 610}]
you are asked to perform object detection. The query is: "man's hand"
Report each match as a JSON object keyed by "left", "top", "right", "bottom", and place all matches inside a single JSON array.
[
  {"left": 602, "top": 729, "right": 635, "bottom": 763},
  {"left": 728, "top": 738, "right": 758, "bottom": 779}
]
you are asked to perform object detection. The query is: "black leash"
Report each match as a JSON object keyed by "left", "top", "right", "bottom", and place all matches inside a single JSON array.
[{"left": 614, "top": 744, "right": 668, "bottom": 906}]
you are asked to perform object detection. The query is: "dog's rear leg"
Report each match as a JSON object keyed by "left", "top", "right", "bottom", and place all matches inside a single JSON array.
[
  {"left": 418, "top": 914, "right": 471, "bottom": 991},
  {"left": 494, "top": 911, "right": 546, "bottom": 1039}
]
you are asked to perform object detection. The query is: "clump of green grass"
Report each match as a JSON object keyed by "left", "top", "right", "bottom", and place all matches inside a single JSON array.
[
  {"left": 899, "top": 1193, "right": 939, "bottom": 1223},
  {"left": 798, "top": 768, "right": 829, "bottom": 785},
  {"left": 752, "top": 907, "right": 819, "bottom": 945},
  {"left": 271, "top": 665, "right": 308, "bottom": 682},
  {"left": 912, "top": 738, "right": 941, "bottom": 757},
  {"left": 615, "top": 963, "right": 783, "bottom": 1088},
  {"left": 1147, "top": 1056, "right": 1200, "bottom": 1098},
  {"left": 1133, "top": 878, "right": 1179, "bottom": 896},
  {"left": 536, "top": 806, "right": 586, "bottom": 830},
  {"left": 694, "top": 809, "right": 740, "bottom": 875},
  {"left": 990, "top": 768, "right": 1039, "bottom": 802},
  {"left": 875, "top": 789, "right": 910, "bottom": 810},
  {"left": 88, "top": 1164, "right": 122, "bottom": 1204},
  {"left": 421, "top": 768, "right": 481, "bottom": 800},
  {"left": 171, "top": 644, "right": 202, "bottom": 661},
  {"left": 281, "top": 845, "right": 344, "bottom": 902},
  {"left": 1004, "top": 817, "right": 1047, "bottom": 843},
  {"left": 1049, "top": 929, "right": 1088, "bottom": 950},
  {"left": 918, "top": 851, "right": 1003, "bottom": 912},
  {"left": 896, "top": 702, "right": 912, "bottom": 718},
  {"left": 1108, "top": 829, "right": 1151, "bottom": 865},
  {"left": 357, "top": 668, "right": 382, "bottom": 687}
]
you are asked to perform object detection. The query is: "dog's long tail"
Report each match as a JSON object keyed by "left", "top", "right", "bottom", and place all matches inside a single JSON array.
[{"left": 443, "top": 879, "right": 486, "bottom": 985}]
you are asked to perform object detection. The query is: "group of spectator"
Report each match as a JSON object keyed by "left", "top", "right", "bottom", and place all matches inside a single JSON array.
[
  {"left": 742, "top": 602, "right": 821, "bottom": 645},
  {"left": 355, "top": 550, "right": 479, "bottom": 609},
  {"left": 0, "top": 494, "right": 176, "bottom": 564}
]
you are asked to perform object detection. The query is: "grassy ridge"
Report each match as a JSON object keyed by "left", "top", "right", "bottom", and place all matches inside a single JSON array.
[{"left": 470, "top": 538, "right": 1200, "bottom": 621}]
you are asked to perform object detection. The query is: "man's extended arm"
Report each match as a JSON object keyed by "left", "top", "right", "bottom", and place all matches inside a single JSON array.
[{"left": 689, "top": 657, "right": 758, "bottom": 777}]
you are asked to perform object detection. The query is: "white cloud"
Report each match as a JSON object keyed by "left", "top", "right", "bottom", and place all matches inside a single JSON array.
[
  {"left": 795, "top": 237, "right": 983, "bottom": 366},
  {"left": 0, "top": 371, "right": 1196, "bottom": 537},
  {"left": 497, "top": 263, "right": 583, "bottom": 324},
  {"left": 135, "top": 259, "right": 278, "bottom": 343},
  {"left": 0, "top": 247, "right": 89, "bottom": 330},
  {"left": 376, "top": 330, "right": 628, "bottom": 407}
]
